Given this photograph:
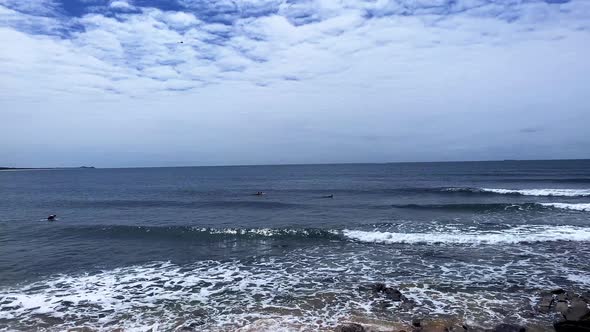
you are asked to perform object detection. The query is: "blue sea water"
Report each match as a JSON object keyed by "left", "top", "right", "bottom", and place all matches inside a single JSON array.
[{"left": 1, "top": 160, "right": 590, "bottom": 331}]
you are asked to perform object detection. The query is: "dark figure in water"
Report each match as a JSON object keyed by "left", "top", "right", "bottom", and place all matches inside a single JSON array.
[
  {"left": 255, "top": 192, "right": 265, "bottom": 196},
  {"left": 47, "top": 214, "right": 56, "bottom": 221},
  {"left": 323, "top": 194, "right": 334, "bottom": 198}
]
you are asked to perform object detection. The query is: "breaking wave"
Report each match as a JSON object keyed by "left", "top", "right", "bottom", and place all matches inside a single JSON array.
[
  {"left": 539, "top": 203, "right": 590, "bottom": 212},
  {"left": 392, "top": 202, "right": 590, "bottom": 212},
  {"left": 342, "top": 225, "right": 590, "bottom": 245},
  {"left": 442, "top": 187, "right": 590, "bottom": 197}
]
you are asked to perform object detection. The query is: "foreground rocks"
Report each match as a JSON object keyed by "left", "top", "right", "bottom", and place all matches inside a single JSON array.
[
  {"left": 333, "top": 287, "right": 590, "bottom": 332},
  {"left": 334, "top": 319, "right": 521, "bottom": 332},
  {"left": 372, "top": 283, "right": 405, "bottom": 302},
  {"left": 535, "top": 289, "right": 590, "bottom": 331},
  {"left": 335, "top": 323, "right": 367, "bottom": 332}
]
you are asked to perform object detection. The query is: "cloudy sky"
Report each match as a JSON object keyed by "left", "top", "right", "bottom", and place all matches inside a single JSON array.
[{"left": 0, "top": 0, "right": 589, "bottom": 167}]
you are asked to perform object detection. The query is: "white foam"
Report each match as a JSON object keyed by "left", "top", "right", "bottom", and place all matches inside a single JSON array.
[
  {"left": 342, "top": 225, "right": 590, "bottom": 245},
  {"left": 567, "top": 274, "right": 590, "bottom": 286},
  {"left": 1, "top": 245, "right": 587, "bottom": 331},
  {"left": 539, "top": 203, "right": 590, "bottom": 212},
  {"left": 196, "top": 227, "right": 332, "bottom": 237},
  {"left": 479, "top": 188, "right": 590, "bottom": 197}
]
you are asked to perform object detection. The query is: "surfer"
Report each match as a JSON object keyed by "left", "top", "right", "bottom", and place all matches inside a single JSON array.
[
  {"left": 47, "top": 214, "right": 56, "bottom": 221},
  {"left": 255, "top": 192, "right": 265, "bottom": 196},
  {"left": 323, "top": 194, "right": 334, "bottom": 198}
]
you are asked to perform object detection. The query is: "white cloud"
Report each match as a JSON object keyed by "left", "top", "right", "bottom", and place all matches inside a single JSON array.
[
  {"left": 0, "top": 0, "right": 589, "bottom": 166},
  {"left": 109, "top": 0, "right": 134, "bottom": 11}
]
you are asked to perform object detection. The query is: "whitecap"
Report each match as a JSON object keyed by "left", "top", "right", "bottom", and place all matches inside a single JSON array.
[
  {"left": 479, "top": 188, "right": 590, "bottom": 197},
  {"left": 539, "top": 203, "right": 590, "bottom": 212},
  {"left": 342, "top": 225, "right": 590, "bottom": 245}
]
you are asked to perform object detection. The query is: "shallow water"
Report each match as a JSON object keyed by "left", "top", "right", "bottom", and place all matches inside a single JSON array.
[{"left": 1, "top": 160, "right": 589, "bottom": 330}]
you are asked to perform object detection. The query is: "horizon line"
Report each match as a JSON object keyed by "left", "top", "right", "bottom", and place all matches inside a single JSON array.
[{"left": 3, "top": 158, "right": 590, "bottom": 170}]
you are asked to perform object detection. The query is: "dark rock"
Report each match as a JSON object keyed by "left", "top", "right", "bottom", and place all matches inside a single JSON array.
[
  {"left": 335, "top": 323, "right": 365, "bottom": 332},
  {"left": 552, "top": 289, "right": 566, "bottom": 295},
  {"left": 554, "top": 320, "right": 590, "bottom": 332},
  {"left": 564, "top": 298, "right": 590, "bottom": 321},
  {"left": 372, "top": 283, "right": 388, "bottom": 293},
  {"left": 371, "top": 283, "right": 404, "bottom": 301},
  {"left": 384, "top": 288, "right": 403, "bottom": 301},
  {"left": 492, "top": 324, "right": 525, "bottom": 332},
  {"left": 412, "top": 318, "right": 422, "bottom": 327},
  {"left": 555, "top": 301, "right": 569, "bottom": 315},
  {"left": 537, "top": 295, "right": 554, "bottom": 314}
]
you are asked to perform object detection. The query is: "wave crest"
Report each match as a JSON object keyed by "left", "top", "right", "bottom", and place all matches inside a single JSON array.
[
  {"left": 539, "top": 203, "right": 590, "bottom": 212},
  {"left": 342, "top": 226, "right": 590, "bottom": 245},
  {"left": 443, "top": 187, "right": 590, "bottom": 197}
]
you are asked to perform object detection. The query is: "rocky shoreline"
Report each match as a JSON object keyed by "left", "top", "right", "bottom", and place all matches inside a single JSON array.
[
  {"left": 334, "top": 285, "right": 590, "bottom": 332},
  {"left": 60, "top": 284, "right": 590, "bottom": 332}
]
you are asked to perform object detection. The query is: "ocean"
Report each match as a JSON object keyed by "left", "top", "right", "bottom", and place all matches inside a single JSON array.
[{"left": 1, "top": 160, "right": 589, "bottom": 331}]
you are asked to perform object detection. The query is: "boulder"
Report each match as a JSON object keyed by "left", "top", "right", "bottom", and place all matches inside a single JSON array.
[
  {"left": 554, "top": 320, "right": 590, "bottom": 332},
  {"left": 67, "top": 328, "right": 94, "bottom": 332},
  {"left": 564, "top": 298, "right": 590, "bottom": 321},
  {"left": 412, "top": 318, "right": 421, "bottom": 327},
  {"left": 372, "top": 283, "right": 388, "bottom": 293},
  {"left": 384, "top": 288, "right": 404, "bottom": 301},
  {"left": 555, "top": 301, "right": 569, "bottom": 315},
  {"left": 536, "top": 295, "right": 554, "bottom": 314},
  {"left": 371, "top": 283, "right": 404, "bottom": 301},
  {"left": 335, "top": 323, "right": 366, "bottom": 332},
  {"left": 492, "top": 324, "right": 525, "bottom": 332}
]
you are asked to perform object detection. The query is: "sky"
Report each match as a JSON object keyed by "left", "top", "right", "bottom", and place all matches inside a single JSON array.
[{"left": 0, "top": 0, "right": 589, "bottom": 167}]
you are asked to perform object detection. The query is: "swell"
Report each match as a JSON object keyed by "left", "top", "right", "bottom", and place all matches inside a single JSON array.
[
  {"left": 56, "top": 225, "right": 340, "bottom": 241},
  {"left": 391, "top": 203, "right": 538, "bottom": 212},
  {"left": 51, "top": 224, "right": 590, "bottom": 244},
  {"left": 66, "top": 199, "right": 302, "bottom": 209}
]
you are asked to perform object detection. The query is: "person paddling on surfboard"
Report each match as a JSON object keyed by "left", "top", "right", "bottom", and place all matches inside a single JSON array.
[{"left": 47, "top": 214, "right": 56, "bottom": 221}]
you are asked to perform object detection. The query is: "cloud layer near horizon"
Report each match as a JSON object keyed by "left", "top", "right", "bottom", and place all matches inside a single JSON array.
[{"left": 1, "top": 0, "right": 589, "bottom": 167}]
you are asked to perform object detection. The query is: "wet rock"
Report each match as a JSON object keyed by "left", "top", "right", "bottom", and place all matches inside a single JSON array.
[
  {"left": 371, "top": 283, "right": 404, "bottom": 301},
  {"left": 67, "top": 327, "right": 94, "bottom": 332},
  {"left": 554, "top": 320, "right": 590, "bottom": 332},
  {"left": 372, "top": 283, "right": 388, "bottom": 293},
  {"left": 385, "top": 288, "right": 404, "bottom": 301},
  {"left": 335, "top": 323, "right": 365, "bottom": 332},
  {"left": 563, "top": 298, "right": 590, "bottom": 321},
  {"left": 556, "top": 293, "right": 568, "bottom": 302},
  {"left": 412, "top": 318, "right": 422, "bottom": 327},
  {"left": 492, "top": 324, "right": 525, "bottom": 332},
  {"left": 552, "top": 289, "right": 566, "bottom": 295},
  {"left": 555, "top": 301, "right": 569, "bottom": 315},
  {"left": 536, "top": 294, "right": 554, "bottom": 314}
]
